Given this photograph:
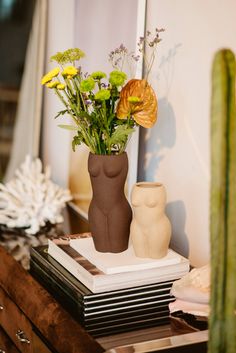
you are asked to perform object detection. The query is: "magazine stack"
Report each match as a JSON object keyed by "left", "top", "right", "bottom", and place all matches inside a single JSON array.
[{"left": 30, "top": 233, "right": 190, "bottom": 337}]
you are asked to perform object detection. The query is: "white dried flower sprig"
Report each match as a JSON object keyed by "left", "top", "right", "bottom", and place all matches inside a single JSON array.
[{"left": 0, "top": 155, "right": 72, "bottom": 234}]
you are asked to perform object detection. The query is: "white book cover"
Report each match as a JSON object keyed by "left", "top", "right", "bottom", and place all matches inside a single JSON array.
[
  {"left": 70, "top": 237, "right": 182, "bottom": 274},
  {"left": 48, "top": 233, "right": 190, "bottom": 293}
]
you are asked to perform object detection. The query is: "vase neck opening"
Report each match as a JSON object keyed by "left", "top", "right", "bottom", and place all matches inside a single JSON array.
[{"left": 136, "top": 182, "right": 163, "bottom": 189}]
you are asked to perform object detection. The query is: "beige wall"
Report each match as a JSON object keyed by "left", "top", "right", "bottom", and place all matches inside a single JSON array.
[{"left": 139, "top": 0, "right": 236, "bottom": 266}]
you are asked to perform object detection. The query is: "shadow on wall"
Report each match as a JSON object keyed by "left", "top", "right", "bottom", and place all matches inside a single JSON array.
[
  {"left": 138, "top": 97, "right": 176, "bottom": 181},
  {"left": 136, "top": 43, "right": 188, "bottom": 258},
  {"left": 166, "top": 200, "right": 189, "bottom": 258},
  {"left": 138, "top": 43, "right": 182, "bottom": 182}
]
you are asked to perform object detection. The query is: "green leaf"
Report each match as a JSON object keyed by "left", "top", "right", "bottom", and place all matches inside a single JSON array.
[
  {"left": 107, "top": 125, "right": 134, "bottom": 147},
  {"left": 115, "top": 118, "right": 126, "bottom": 125},
  {"left": 54, "top": 109, "right": 68, "bottom": 119},
  {"left": 108, "top": 113, "right": 116, "bottom": 124},
  {"left": 72, "top": 134, "right": 83, "bottom": 151},
  {"left": 77, "top": 111, "right": 91, "bottom": 119},
  {"left": 58, "top": 124, "right": 78, "bottom": 131}
]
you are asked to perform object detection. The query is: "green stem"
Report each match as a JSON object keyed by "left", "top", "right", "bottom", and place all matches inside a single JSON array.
[
  {"left": 65, "top": 77, "right": 74, "bottom": 95},
  {"left": 54, "top": 89, "right": 96, "bottom": 152},
  {"left": 146, "top": 50, "right": 155, "bottom": 81},
  {"left": 71, "top": 78, "right": 81, "bottom": 110}
]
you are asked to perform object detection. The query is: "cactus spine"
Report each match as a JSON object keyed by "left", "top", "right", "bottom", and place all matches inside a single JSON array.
[{"left": 209, "top": 49, "right": 236, "bottom": 353}]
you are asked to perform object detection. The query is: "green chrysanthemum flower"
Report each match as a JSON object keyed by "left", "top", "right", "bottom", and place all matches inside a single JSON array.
[
  {"left": 94, "top": 89, "right": 111, "bottom": 100},
  {"left": 109, "top": 70, "right": 127, "bottom": 87},
  {"left": 91, "top": 71, "right": 107, "bottom": 80},
  {"left": 80, "top": 77, "right": 95, "bottom": 92}
]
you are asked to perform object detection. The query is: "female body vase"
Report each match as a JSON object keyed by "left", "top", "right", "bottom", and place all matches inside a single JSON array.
[
  {"left": 130, "top": 182, "right": 171, "bottom": 259},
  {"left": 88, "top": 152, "right": 132, "bottom": 253}
]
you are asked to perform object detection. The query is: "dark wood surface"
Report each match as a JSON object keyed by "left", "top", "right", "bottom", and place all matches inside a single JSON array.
[
  {"left": 0, "top": 245, "right": 103, "bottom": 353},
  {"left": 0, "top": 326, "right": 20, "bottom": 353}
]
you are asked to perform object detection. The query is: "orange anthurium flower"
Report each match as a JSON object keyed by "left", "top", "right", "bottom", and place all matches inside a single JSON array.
[{"left": 116, "top": 79, "right": 158, "bottom": 128}]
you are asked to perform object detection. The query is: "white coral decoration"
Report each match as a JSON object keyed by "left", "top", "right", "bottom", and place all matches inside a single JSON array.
[{"left": 0, "top": 155, "right": 72, "bottom": 234}]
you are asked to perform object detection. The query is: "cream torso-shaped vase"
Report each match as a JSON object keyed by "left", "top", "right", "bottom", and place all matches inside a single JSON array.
[{"left": 130, "top": 182, "right": 171, "bottom": 259}]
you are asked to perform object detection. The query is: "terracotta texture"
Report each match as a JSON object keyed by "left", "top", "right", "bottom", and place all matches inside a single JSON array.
[
  {"left": 130, "top": 182, "right": 171, "bottom": 259},
  {"left": 88, "top": 152, "right": 132, "bottom": 253}
]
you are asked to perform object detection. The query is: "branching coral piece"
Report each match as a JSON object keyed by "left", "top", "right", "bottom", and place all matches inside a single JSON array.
[{"left": 0, "top": 156, "right": 72, "bottom": 234}]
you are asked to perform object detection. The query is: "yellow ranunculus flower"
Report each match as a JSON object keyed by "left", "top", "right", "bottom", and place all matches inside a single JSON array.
[
  {"left": 41, "top": 67, "right": 60, "bottom": 85},
  {"left": 62, "top": 66, "right": 78, "bottom": 78},
  {"left": 46, "top": 81, "right": 60, "bottom": 88},
  {"left": 57, "top": 83, "right": 65, "bottom": 90}
]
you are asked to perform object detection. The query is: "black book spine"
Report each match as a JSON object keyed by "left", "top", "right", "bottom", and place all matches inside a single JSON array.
[
  {"left": 30, "top": 259, "right": 174, "bottom": 338},
  {"left": 30, "top": 260, "right": 171, "bottom": 338},
  {"left": 30, "top": 246, "right": 90, "bottom": 301}
]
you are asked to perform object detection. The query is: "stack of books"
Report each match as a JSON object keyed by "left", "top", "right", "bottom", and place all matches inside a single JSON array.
[{"left": 30, "top": 234, "right": 190, "bottom": 337}]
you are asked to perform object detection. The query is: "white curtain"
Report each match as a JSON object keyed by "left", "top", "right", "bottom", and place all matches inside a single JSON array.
[{"left": 4, "top": 0, "right": 47, "bottom": 181}]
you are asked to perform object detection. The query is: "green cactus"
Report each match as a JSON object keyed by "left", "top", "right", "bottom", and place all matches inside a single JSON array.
[{"left": 209, "top": 49, "right": 236, "bottom": 353}]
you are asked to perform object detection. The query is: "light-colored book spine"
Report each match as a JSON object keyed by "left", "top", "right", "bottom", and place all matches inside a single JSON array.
[{"left": 48, "top": 239, "right": 101, "bottom": 292}]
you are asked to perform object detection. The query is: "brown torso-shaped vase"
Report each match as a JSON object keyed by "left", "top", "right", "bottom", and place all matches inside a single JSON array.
[{"left": 88, "top": 152, "right": 132, "bottom": 253}]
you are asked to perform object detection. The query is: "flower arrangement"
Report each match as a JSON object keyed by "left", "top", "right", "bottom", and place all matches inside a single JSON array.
[{"left": 41, "top": 29, "right": 164, "bottom": 155}]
